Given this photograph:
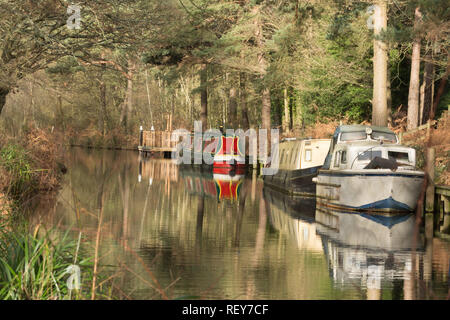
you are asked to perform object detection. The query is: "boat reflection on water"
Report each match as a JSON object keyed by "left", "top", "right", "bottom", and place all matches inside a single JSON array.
[
  {"left": 315, "top": 206, "right": 424, "bottom": 300},
  {"left": 264, "top": 188, "right": 322, "bottom": 252},
  {"left": 263, "top": 188, "right": 445, "bottom": 300},
  {"left": 212, "top": 174, "right": 244, "bottom": 202},
  {"left": 181, "top": 169, "right": 245, "bottom": 202}
]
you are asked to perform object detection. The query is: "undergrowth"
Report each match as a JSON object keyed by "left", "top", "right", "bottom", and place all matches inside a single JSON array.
[{"left": 0, "top": 228, "right": 92, "bottom": 300}]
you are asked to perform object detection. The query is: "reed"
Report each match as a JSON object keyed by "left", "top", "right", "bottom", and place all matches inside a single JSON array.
[
  {"left": 0, "top": 227, "right": 92, "bottom": 300},
  {"left": 0, "top": 144, "right": 38, "bottom": 203}
]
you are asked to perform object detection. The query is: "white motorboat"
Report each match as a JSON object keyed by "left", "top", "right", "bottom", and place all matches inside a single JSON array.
[{"left": 314, "top": 125, "right": 425, "bottom": 214}]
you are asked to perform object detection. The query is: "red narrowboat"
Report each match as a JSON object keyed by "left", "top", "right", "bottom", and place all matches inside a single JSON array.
[{"left": 213, "top": 134, "right": 246, "bottom": 175}]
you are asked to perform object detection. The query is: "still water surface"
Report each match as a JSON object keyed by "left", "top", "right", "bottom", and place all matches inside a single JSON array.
[{"left": 36, "top": 148, "right": 450, "bottom": 299}]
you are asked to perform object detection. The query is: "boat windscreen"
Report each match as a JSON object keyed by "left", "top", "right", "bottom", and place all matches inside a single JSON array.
[
  {"left": 372, "top": 131, "right": 397, "bottom": 143},
  {"left": 340, "top": 131, "right": 367, "bottom": 141}
]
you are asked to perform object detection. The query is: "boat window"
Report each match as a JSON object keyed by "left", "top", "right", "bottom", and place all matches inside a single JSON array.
[
  {"left": 372, "top": 131, "right": 397, "bottom": 143},
  {"left": 340, "top": 131, "right": 367, "bottom": 141},
  {"left": 388, "top": 151, "right": 409, "bottom": 163},
  {"left": 305, "top": 149, "right": 312, "bottom": 162},
  {"left": 357, "top": 150, "right": 382, "bottom": 161},
  {"left": 341, "top": 151, "right": 347, "bottom": 164},
  {"left": 334, "top": 151, "right": 340, "bottom": 167}
]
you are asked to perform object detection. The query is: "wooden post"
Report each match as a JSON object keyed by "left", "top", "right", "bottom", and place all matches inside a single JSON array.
[
  {"left": 139, "top": 126, "right": 143, "bottom": 147},
  {"left": 150, "top": 126, "right": 155, "bottom": 148},
  {"left": 425, "top": 147, "right": 436, "bottom": 239},
  {"left": 425, "top": 212, "right": 434, "bottom": 240},
  {"left": 425, "top": 147, "right": 435, "bottom": 213}
]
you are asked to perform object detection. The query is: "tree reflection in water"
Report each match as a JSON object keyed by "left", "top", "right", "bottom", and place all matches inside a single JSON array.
[{"left": 33, "top": 149, "right": 450, "bottom": 300}]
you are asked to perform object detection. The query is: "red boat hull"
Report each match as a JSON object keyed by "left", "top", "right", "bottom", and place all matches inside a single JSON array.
[{"left": 213, "top": 163, "right": 246, "bottom": 175}]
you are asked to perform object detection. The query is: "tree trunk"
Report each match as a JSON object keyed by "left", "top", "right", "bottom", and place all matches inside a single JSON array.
[
  {"left": 419, "top": 80, "right": 425, "bottom": 124},
  {"left": 200, "top": 63, "right": 208, "bottom": 130},
  {"left": 0, "top": 87, "right": 9, "bottom": 115},
  {"left": 421, "top": 57, "right": 434, "bottom": 124},
  {"left": 261, "top": 88, "right": 271, "bottom": 131},
  {"left": 239, "top": 72, "right": 250, "bottom": 130},
  {"left": 145, "top": 69, "right": 154, "bottom": 127},
  {"left": 120, "top": 62, "right": 134, "bottom": 131},
  {"left": 99, "top": 80, "right": 107, "bottom": 136},
  {"left": 283, "top": 88, "right": 291, "bottom": 134},
  {"left": 430, "top": 61, "right": 449, "bottom": 121},
  {"left": 229, "top": 86, "right": 238, "bottom": 129},
  {"left": 407, "top": 7, "right": 422, "bottom": 130},
  {"left": 372, "top": 0, "right": 388, "bottom": 127},
  {"left": 387, "top": 68, "right": 392, "bottom": 125}
]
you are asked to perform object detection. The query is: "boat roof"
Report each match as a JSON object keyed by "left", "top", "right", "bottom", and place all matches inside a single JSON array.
[
  {"left": 333, "top": 125, "right": 395, "bottom": 139},
  {"left": 280, "top": 137, "right": 330, "bottom": 143},
  {"left": 335, "top": 140, "right": 408, "bottom": 148}
]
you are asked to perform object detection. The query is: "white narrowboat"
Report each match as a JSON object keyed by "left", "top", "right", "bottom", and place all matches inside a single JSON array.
[{"left": 264, "top": 138, "right": 331, "bottom": 196}]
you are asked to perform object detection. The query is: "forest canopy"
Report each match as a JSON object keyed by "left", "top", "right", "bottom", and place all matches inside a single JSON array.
[{"left": 0, "top": 0, "right": 448, "bottom": 140}]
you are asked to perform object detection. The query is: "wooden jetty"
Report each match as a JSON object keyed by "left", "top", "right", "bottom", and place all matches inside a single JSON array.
[
  {"left": 138, "top": 114, "right": 178, "bottom": 156},
  {"left": 138, "top": 129, "right": 177, "bottom": 155},
  {"left": 429, "top": 184, "right": 450, "bottom": 238}
]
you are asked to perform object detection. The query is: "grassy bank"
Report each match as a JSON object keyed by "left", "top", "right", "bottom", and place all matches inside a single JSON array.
[
  {"left": 0, "top": 128, "right": 65, "bottom": 206},
  {"left": 0, "top": 128, "right": 113, "bottom": 300}
]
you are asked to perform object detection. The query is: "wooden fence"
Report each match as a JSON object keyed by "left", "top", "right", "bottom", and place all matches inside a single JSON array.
[{"left": 139, "top": 129, "right": 183, "bottom": 154}]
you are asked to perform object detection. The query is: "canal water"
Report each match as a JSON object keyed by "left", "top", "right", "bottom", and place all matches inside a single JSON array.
[{"left": 35, "top": 148, "right": 450, "bottom": 299}]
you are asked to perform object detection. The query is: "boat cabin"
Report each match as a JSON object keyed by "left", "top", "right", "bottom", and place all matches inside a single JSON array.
[
  {"left": 323, "top": 125, "right": 417, "bottom": 171},
  {"left": 275, "top": 138, "right": 331, "bottom": 171}
]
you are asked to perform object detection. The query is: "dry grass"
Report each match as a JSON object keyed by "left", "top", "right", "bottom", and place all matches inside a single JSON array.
[
  {"left": 66, "top": 125, "right": 138, "bottom": 150},
  {"left": 289, "top": 117, "right": 371, "bottom": 139},
  {"left": 0, "top": 127, "right": 64, "bottom": 207},
  {"left": 21, "top": 127, "right": 63, "bottom": 192},
  {"left": 400, "top": 112, "right": 450, "bottom": 185},
  {"left": 0, "top": 193, "right": 11, "bottom": 217}
]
